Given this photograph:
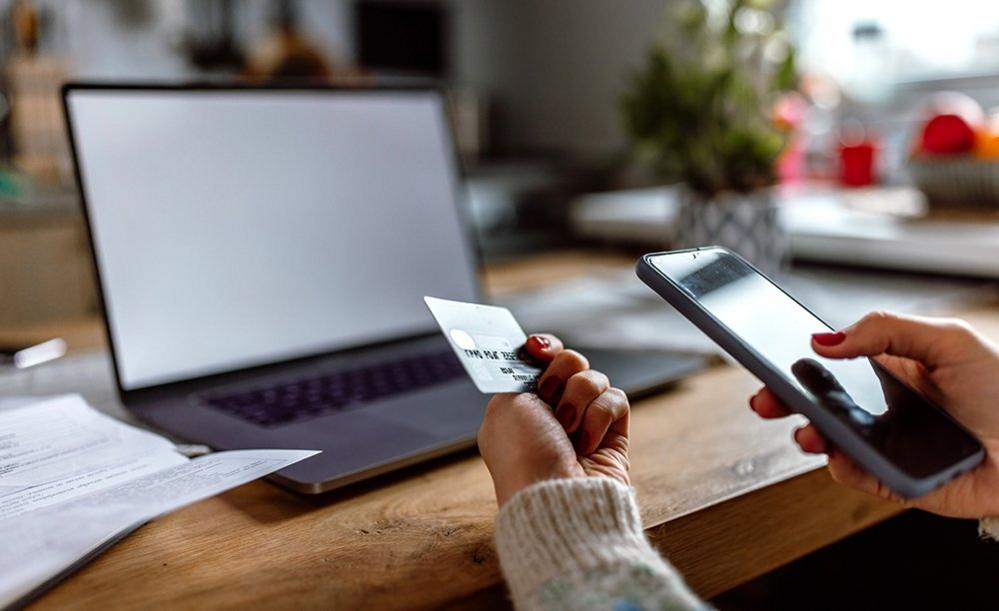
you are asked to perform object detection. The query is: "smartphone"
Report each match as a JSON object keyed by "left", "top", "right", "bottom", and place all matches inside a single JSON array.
[{"left": 637, "top": 246, "right": 984, "bottom": 499}]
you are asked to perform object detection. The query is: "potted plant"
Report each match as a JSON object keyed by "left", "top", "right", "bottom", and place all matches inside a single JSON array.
[{"left": 621, "top": 0, "right": 797, "bottom": 275}]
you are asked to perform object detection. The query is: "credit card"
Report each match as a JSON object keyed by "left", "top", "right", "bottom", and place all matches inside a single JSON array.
[{"left": 424, "top": 296, "right": 542, "bottom": 393}]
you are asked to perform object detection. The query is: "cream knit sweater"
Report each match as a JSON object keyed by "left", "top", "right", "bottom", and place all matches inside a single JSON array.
[
  {"left": 495, "top": 476, "right": 999, "bottom": 610},
  {"left": 495, "top": 477, "right": 709, "bottom": 611}
]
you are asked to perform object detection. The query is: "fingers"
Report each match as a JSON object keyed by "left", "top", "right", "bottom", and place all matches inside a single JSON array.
[
  {"left": 793, "top": 423, "right": 828, "bottom": 454},
  {"left": 749, "top": 387, "right": 793, "bottom": 419},
  {"left": 812, "top": 311, "right": 971, "bottom": 370},
  {"left": 575, "top": 387, "right": 630, "bottom": 455},
  {"left": 522, "top": 334, "right": 564, "bottom": 363},
  {"left": 553, "top": 369, "right": 609, "bottom": 431},
  {"left": 751, "top": 388, "right": 829, "bottom": 453},
  {"left": 526, "top": 335, "right": 630, "bottom": 457},
  {"left": 791, "top": 424, "right": 894, "bottom": 501},
  {"left": 749, "top": 387, "right": 829, "bottom": 453},
  {"left": 825, "top": 450, "right": 903, "bottom": 501},
  {"left": 792, "top": 427, "right": 905, "bottom": 504},
  {"left": 750, "top": 382, "right": 907, "bottom": 506},
  {"left": 536, "top": 349, "right": 589, "bottom": 405},
  {"left": 826, "top": 451, "right": 873, "bottom": 491}
]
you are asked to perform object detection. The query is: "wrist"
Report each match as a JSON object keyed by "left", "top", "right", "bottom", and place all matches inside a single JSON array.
[{"left": 497, "top": 458, "right": 584, "bottom": 506}]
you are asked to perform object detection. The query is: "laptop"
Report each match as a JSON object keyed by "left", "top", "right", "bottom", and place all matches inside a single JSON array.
[{"left": 63, "top": 84, "right": 704, "bottom": 493}]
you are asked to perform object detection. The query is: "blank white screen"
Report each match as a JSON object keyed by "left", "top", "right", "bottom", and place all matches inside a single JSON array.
[{"left": 67, "top": 89, "right": 479, "bottom": 390}]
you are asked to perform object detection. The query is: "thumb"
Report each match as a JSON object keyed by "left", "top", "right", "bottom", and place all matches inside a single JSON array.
[{"left": 811, "top": 311, "right": 959, "bottom": 369}]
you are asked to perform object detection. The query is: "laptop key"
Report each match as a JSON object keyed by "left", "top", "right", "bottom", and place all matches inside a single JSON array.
[{"left": 201, "top": 348, "right": 466, "bottom": 428}]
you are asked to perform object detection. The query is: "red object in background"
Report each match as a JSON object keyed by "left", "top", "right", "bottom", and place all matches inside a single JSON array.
[
  {"left": 919, "top": 114, "right": 978, "bottom": 154},
  {"left": 916, "top": 92, "right": 984, "bottom": 155},
  {"left": 839, "top": 139, "right": 878, "bottom": 187}
]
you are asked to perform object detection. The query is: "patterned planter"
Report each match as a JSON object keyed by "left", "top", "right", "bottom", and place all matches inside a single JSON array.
[{"left": 674, "top": 187, "right": 787, "bottom": 277}]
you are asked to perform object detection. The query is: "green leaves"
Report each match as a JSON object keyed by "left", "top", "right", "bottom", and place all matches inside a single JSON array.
[{"left": 620, "top": 0, "right": 796, "bottom": 196}]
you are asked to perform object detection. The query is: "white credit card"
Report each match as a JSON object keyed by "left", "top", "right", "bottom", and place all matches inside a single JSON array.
[{"left": 424, "top": 296, "right": 542, "bottom": 394}]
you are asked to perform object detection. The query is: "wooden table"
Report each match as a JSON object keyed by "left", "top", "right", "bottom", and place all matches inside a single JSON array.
[{"left": 7, "top": 252, "right": 999, "bottom": 609}]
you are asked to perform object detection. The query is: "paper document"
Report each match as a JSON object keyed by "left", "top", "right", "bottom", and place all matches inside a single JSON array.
[
  {"left": 0, "top": 395, "right": 317, "bottom": 608},
  {"left": 0, "top": 396, "right": 184, "bottom": 511}
]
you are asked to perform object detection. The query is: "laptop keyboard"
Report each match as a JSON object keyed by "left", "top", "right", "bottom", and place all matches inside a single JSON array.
[{"left": 201, "top": 348, "right": 465, "bottom": 428}]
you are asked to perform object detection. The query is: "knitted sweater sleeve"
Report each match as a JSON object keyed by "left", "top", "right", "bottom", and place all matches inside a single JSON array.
[{"left": 494, "top": 477, "right": 710, "bottom": 611}]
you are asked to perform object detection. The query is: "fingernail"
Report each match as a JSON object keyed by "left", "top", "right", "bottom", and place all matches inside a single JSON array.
[
  {"left": 793, "top": 428, "right": 804, "bottom": 444},
  {"left": 812, "top": 331, "right": 846, "bottom": 346},
  {"left": 538, "top": 377, "right": 562, "bottom": 403},
  {"left": 526, "top": 335, "right": 551, "bottom": 351},
  {"left": 555, "top": 403, "right": 574, "bottom": 428}
]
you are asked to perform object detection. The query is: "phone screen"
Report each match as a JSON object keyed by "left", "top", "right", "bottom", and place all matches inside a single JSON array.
[{"left": 647, "top": 248, "right": 982, "bottom": 479}]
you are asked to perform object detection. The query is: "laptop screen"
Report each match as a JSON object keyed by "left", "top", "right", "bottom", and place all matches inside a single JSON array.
[{"left": 66, "top": 88, "right": 479, "bottom": 391}]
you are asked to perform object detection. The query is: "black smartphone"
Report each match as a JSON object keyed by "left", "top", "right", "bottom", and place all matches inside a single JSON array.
[{"left": 637, "top": 246, "right": 984, "bottom": 499}]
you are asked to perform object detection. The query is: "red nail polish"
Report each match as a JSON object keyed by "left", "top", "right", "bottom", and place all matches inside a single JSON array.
[
  {"left": 812, "top": 331, "right": 846, "bottom": 346},
  {"left": 527, "top": 335, "right": 551, "bottom": 351}
]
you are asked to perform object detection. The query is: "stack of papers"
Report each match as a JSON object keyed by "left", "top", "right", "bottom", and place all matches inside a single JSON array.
[{"left": 0, "top": 395, "right": 317, "bottom": 607}]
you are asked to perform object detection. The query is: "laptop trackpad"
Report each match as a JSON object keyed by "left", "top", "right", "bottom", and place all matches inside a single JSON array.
[
  {"left": 368, "top": 381, "right": 486, "bottom": 439},
  {"left": 277, "top": 412, "right": 441, "bottom": 483}
]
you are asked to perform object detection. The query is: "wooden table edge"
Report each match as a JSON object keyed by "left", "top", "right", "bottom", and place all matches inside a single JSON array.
[{"left": 650, "top": 466, "right": 903, "bottom": 599}]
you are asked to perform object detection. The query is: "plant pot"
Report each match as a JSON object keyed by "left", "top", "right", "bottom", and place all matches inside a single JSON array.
[{"left": 674, "top": 187, "right": 787, "bottom": 276}]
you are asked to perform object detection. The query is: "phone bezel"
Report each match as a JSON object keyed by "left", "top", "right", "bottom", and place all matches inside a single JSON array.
[{"left": 637, "top": 246, "right": 985, "bottom": 499}]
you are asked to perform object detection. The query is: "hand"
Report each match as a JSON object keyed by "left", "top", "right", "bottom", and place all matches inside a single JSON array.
[
  {"left": 751, "top": 311, "right": 999, "bottom": 518},
  {"left": 477, "top": 334, "right": 631, "bottom": 506}
]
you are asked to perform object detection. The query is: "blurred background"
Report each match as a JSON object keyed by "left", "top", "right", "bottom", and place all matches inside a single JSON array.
[{"left": 6, "top": 0, "right": 999, "bottom": 329}]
